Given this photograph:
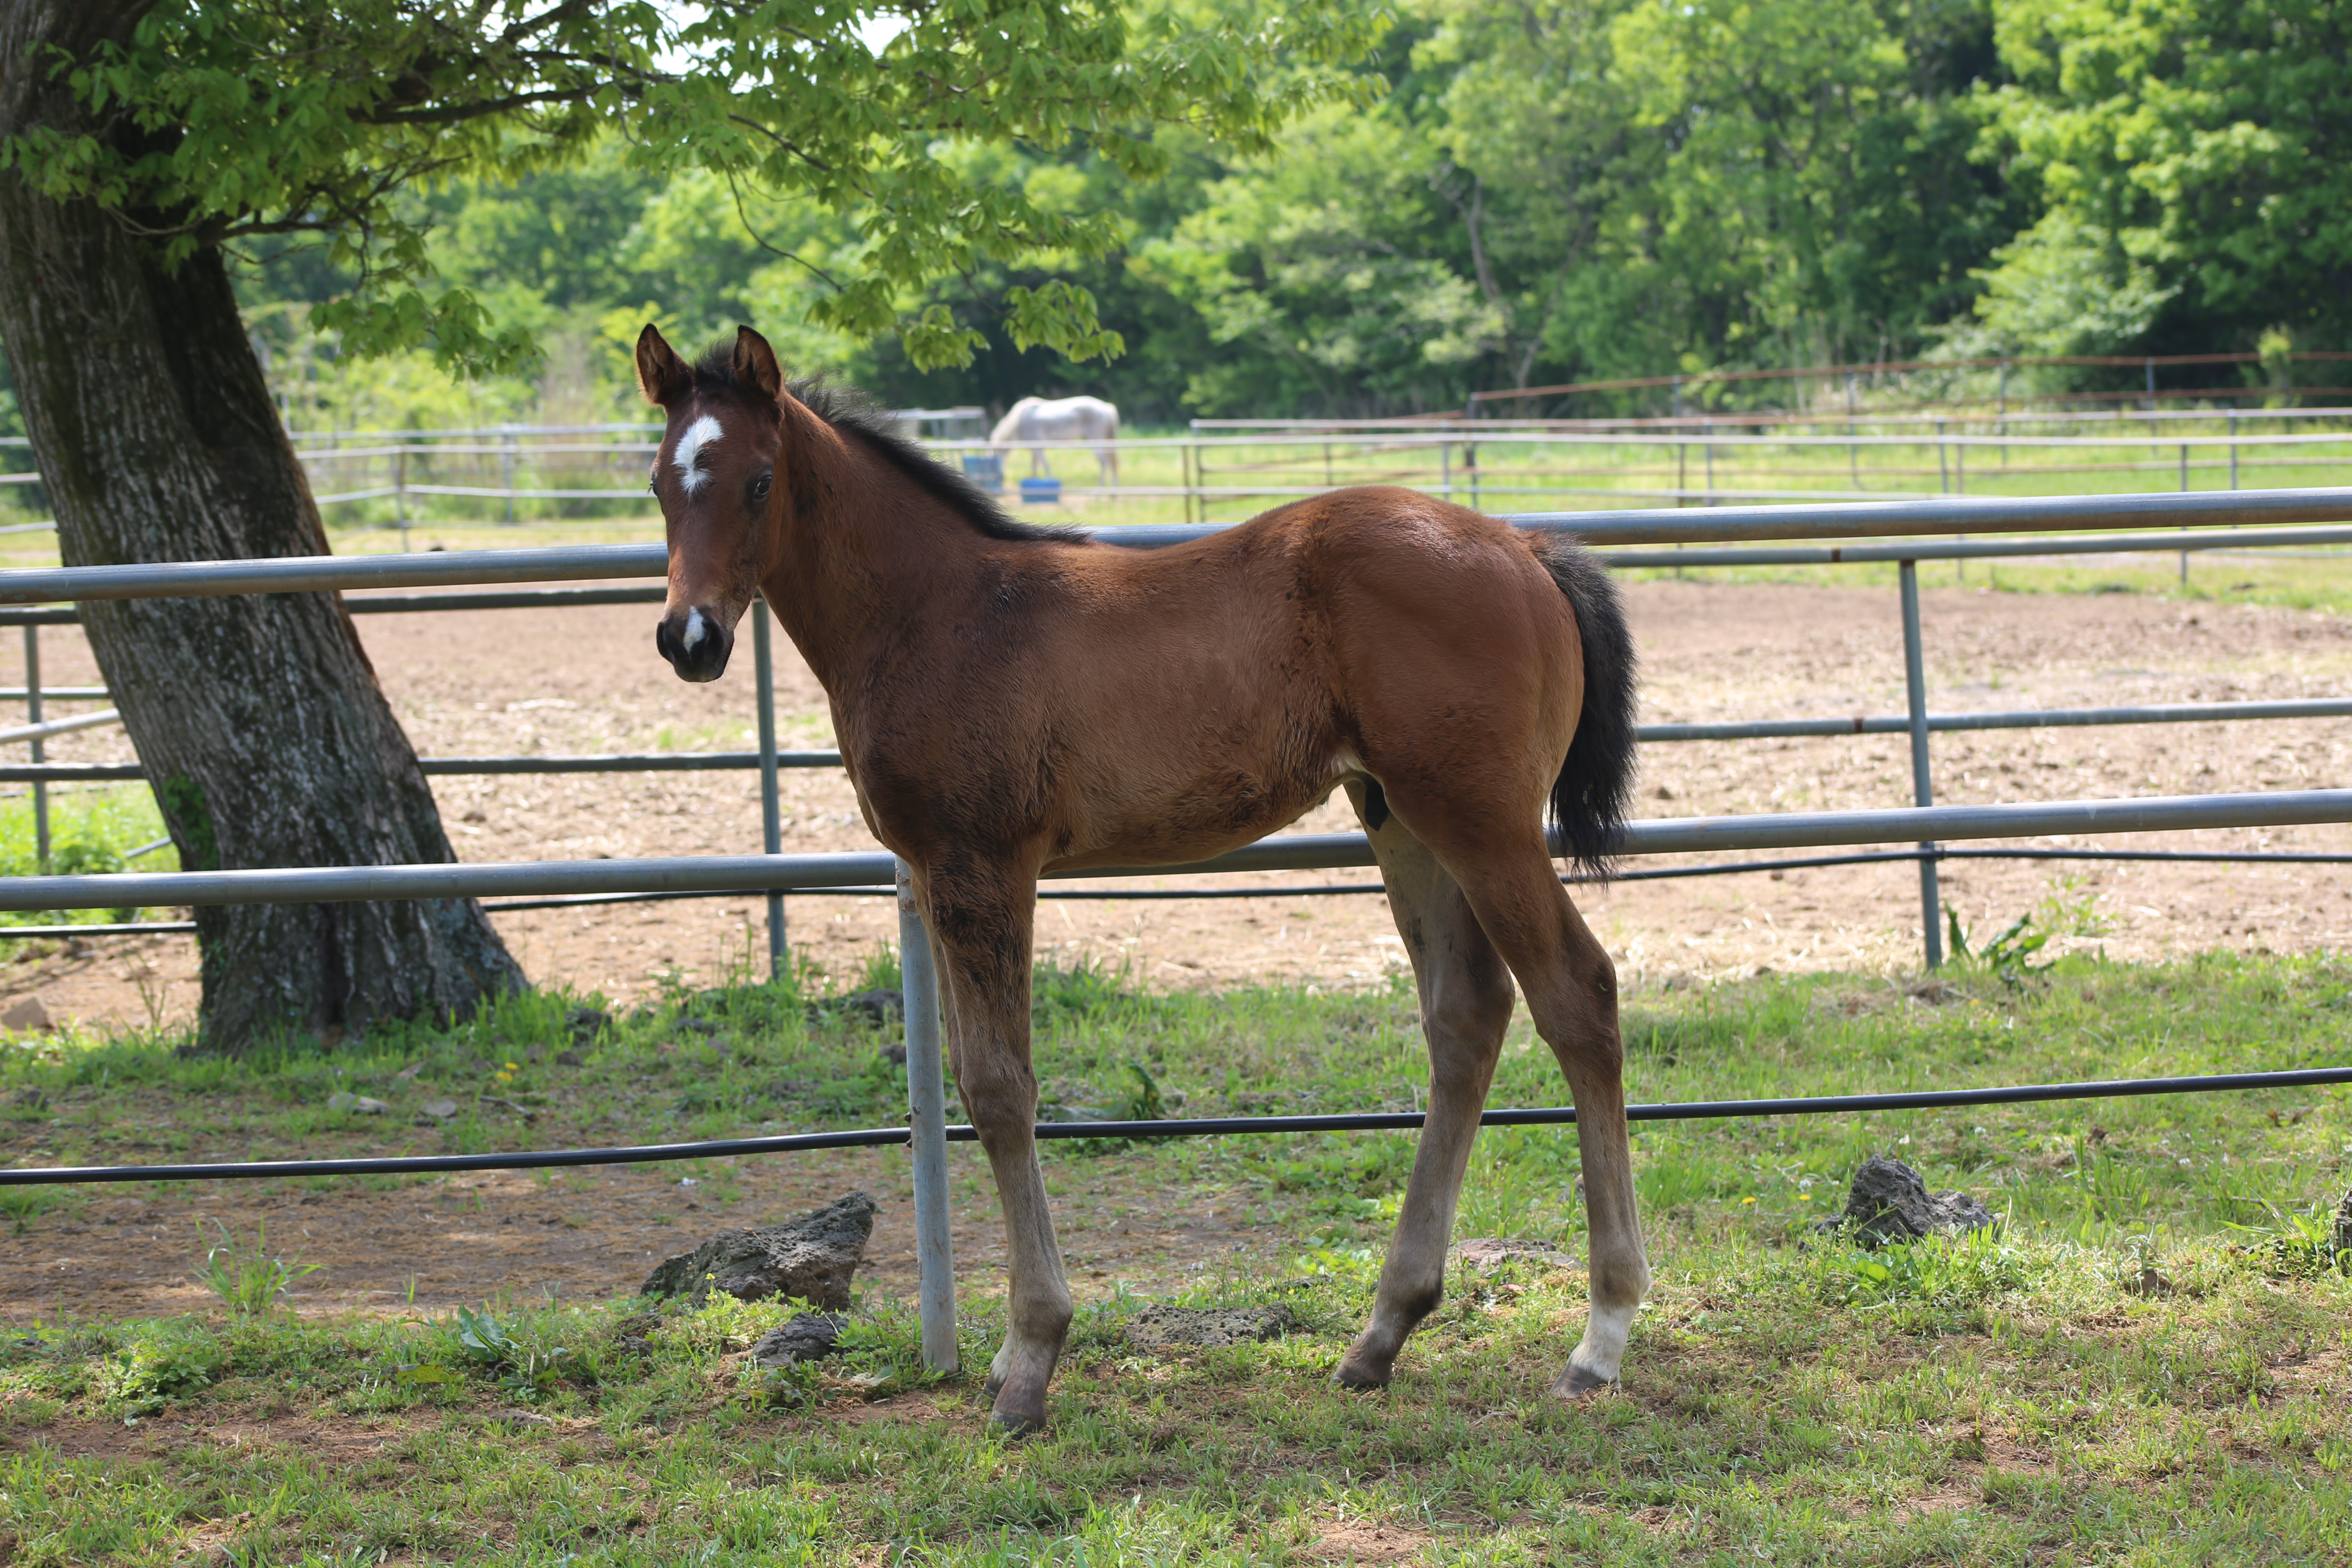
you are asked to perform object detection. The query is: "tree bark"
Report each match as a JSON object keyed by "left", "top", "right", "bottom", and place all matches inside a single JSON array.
[{"left": 0, "top": 1, "right": 526, "bottom": 1049}]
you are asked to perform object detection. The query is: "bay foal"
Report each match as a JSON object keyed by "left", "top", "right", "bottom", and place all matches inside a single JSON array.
[{"left": 639, "top": 325, "right": 1648, "bottom": 1432}]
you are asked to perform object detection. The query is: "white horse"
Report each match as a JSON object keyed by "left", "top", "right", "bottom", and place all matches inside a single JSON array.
[{"left": 990, "top": 395, "right": 1120, "bottom": 488}]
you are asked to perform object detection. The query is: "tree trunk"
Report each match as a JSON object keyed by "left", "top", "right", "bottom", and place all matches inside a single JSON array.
[{"left": 0, "top": 3, "right": 526, "bottom": 1049}]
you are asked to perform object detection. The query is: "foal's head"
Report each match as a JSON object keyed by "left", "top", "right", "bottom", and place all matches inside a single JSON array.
[{"left": 636, "top": 323, "right": 787, "bottom": 682}]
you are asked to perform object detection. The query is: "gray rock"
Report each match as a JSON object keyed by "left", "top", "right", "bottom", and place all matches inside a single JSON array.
[
  {"left": 327, "top": 1091, "right": 388, "bottom": 1115},
  {"left": 749, "top": 1312, "right": 848, "bottom": 1368},
  {"left": 1454, "top": 1237, "right": 1576, "bottom": 1271},
  {"left": 641, "top": 1192, "right": 878, "bottom": 1308},
  {"left": 809, "top": 989, "right": 903, "bottom": 1026},
  {"left": 1125, "top": 1303, "right": 1295, "bottom": 1352},
  {"left": 1840, "top": 1155, "right": 1994, "bottom": 1247}
]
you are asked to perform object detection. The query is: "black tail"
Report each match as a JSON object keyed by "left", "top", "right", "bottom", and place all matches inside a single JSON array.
[{"left": 1530, "top": 535, "right": 1639, "bottom": 878}]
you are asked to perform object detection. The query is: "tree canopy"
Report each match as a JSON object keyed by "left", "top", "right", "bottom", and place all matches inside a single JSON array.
[
  {"left": 3, "top": 0, "right": 1378, "bottom": 377},
  {"left": 9, "top": 0, "right": 2343, "bottom": 430}
]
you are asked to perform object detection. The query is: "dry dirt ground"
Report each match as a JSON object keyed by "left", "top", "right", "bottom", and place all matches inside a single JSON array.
[
  {"left": 5, "top": 571, "right": 2350, "bottom": 1033},
  {"left": 0, "top": 1144, "right": 1265, "bottom": 1319},
  {"left": 1, "top": 571, "right": 2348, "bottom": 1316}
]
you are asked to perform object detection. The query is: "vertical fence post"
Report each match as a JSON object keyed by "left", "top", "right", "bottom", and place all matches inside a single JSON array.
[
  {"left": 2229, "top": 412, "right": 2240, "bottom": 490},
  {"left": 752, "top": 599, "right": 785, "bottom": 978},
  {"left": 895, "top": 857, "right": 960, "bottom": 1374},
  {"left": 22, "top": 626, "right": 45, "bottom": 872},
  {"left": 1702, "top": 426, "right": 1716, "bottom": 506},
  {"left": 1899, "top": 560, "right": 1942, "bottom": 969},
  {"left": 1998, "top": 361, "right": 2010, "bottom": 467},
  {"left": 501, "top": 426, "right": 518, "bottom": 525},
  {"left": 1440, "top": 438, "right": 1453, "bottom": 503},
  {"left": 395, "top": 446, "right": 410, "bottom": 554},
  {"left": 2179, "top": 442, "right": 2192, "bottom": 586},
  {"left": 1466, "top": 439, "right": 1479, "bottom": 512}
]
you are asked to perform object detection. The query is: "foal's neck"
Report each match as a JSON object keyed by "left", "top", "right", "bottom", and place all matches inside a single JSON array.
[{"left": 759, "top": 404, "right": 1001, "bottom": 692}]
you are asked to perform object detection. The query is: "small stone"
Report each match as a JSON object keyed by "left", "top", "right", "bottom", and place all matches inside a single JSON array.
[
  {"left": 565, "top": 1007, "right": 610, "bottom": 1045},
  {"left": 420, "top": 1098, "right": 461, "bottom": 1120},
  {"left": 553, "top": 1050, "right": 584, "bottom": 1068},
  {"left": 673, "top": 1016, "right": 719, "bottom": 1036},
  {"left": 1125, "top": 1303, "right": 1295, "bottom": 1352},
  {"left": 880, "top": 1043, "right": 908, "bottom": 1067},
  {"left": 808, "top": 989, "right": 903, "bottom": 1026},
  {"left": 748, "top": 1312, "right": 847, "bottom": 1368},
  {"left": 1454, "top": 1237, "right": 1576, "bottom": 1271},
  {"left": 641, "top": 1192, "right": 878, "bottom": 1309},
  {"left": 327, "top": 1091, "right": 388, "bottom": 1115},
  {"left": 1839, "top": 1155, "right": 1994, "bottom": 1247},
  {"left": 0, "top": 997, "right": 50, "bottom": 1033}
]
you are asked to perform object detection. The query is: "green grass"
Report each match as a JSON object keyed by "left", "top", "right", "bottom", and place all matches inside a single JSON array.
[
  {"left": 0, "top": 952, "right": 2348, "bottom": 1562},
  {"left": 0, "top": 784, "right": 176, "bottom": 939}
]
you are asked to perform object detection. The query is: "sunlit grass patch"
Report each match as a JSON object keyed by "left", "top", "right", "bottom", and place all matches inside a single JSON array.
[{"left": 0, "top": 784, "right": 174, "bottom": 938}]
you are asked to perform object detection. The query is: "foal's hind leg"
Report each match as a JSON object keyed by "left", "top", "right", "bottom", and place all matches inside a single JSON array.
[
  {"left": 1333, "top": 780, "right": 1518, "bottom": 1391},
  {"left": 1433, "top": 837, "right": 1650, "bottom": 1397},
  {"left": 914, "top": 854, "right": 1071, "bottom": 1433}
]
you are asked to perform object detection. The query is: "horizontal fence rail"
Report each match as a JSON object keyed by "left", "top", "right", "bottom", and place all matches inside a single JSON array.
[
  {"left": 4, "top": 1067, "right": 2347, "bottom": 1188},
  {"left": 3, "top": 486, "right": 2352, "bottom": 609},
  {"left": 12, "top": 696, "right": 2350, "bottom": 786},
  {"left": 0, "top": 791, "right": 2344, "bottom": 913}
]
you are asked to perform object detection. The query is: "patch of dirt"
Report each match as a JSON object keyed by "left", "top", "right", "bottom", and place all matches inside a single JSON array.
[
  {"left": 6, "top": 577, "right": 2350, "bottom": 1040},
  {"left": 0, "top": 1410, "right": 437, "bottom": 1462},
  {"left": 1299, "top": 1521, "right": 1433, "bottom": 1564},
  {"left": 0, "top": 1152, "right": 1281, "bottom": 1319}
]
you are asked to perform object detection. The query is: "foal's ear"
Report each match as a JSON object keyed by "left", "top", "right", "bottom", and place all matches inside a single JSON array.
[
  {"left": 635, "top": 325, "right": 690, "bottom": 406},
  {"left": 731, "top": 325, "right": 784, "bottom": 403}
]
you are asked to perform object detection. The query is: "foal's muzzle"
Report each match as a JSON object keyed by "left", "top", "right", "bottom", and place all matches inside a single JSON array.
[{"left": 656, "top": 605, "right": 733, "bottom": 682}]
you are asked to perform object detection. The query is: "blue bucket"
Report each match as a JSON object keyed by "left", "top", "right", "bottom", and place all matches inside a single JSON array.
[
  {"left": 1018, "top": 476, "right": 1063, "bottom": 506},
  {"left": 961, "top": 452, "right": 1004, "bottom": 494}
]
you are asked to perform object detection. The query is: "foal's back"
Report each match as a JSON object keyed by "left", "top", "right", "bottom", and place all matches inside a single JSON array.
[{"left": 997, "top": 488, "right": 1585, "bottom": 871}]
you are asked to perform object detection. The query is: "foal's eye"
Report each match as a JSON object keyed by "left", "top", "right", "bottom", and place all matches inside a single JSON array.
[{"left": 751, "top": 473, "right": 772, "bottom": 501}]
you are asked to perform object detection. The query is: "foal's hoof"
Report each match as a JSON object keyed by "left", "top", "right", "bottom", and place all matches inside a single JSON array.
[
  {"left": 987, "top": 1401, "right": 1047, "bottom": 1437},
  {"left": 1333, "top": 1357, "right": 1393, "bottom": 1392},
  {"left": 1548, "top": 1364, "right": 1620, "bottom": 1401}
]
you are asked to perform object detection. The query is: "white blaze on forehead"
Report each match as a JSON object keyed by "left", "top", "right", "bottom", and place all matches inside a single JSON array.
[{"left": 672, "top": 413, "right": 725, "bottom": 497}]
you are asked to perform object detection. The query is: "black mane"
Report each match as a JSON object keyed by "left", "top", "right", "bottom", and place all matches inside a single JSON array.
[{"left": 688, "top": 343, "right": 1083, "bottom": 544}]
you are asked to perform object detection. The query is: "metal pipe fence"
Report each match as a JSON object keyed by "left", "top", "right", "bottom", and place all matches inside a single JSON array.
[
  {"left": 7, "top": 1067, "right": 2348, "bottom": 1190},
  {"left": 4, "top": 488, "right": 2351, "bottom": 1367},
  {"left": 10, "top": 486, "right": 2352, "bottom": 944}
]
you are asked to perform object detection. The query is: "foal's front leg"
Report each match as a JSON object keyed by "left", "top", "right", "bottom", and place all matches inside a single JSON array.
[{"left": 920, "top": 858, "right": 1071, "bottom": 1433}]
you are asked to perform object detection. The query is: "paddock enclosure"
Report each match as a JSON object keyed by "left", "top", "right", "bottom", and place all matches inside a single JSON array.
[{"left": 1, "top": 486, "right": 2351, "bottom": 1370}]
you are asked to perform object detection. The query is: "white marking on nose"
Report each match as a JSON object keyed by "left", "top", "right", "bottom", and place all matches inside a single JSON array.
[
  {"left": 673, "top": 414, "right": 724, "bottom": 497},
  {"left": 681, "top": 609, "right": 707, "bottom": 650}
]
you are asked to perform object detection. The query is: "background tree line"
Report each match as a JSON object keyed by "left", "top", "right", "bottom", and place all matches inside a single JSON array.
[{"left": 69, "top": 0, "right": 2348, "bottom": 434}]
